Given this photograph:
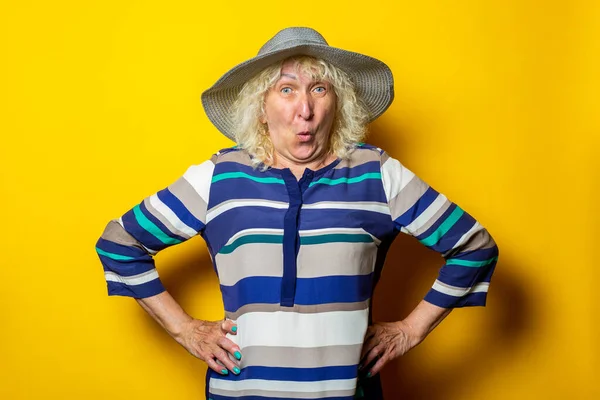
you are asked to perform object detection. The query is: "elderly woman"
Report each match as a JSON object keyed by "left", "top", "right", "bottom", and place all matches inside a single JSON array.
[{"left": 95, "top": 27, "right": 498, "bottom": 399}]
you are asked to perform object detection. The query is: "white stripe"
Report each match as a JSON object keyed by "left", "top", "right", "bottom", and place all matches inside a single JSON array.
[
  {"left": 210, "top": 377, "right": 357, "bottom": 393},
  {"left": 225, "top": 228, "right": 284, "bottom": 246},
  {"left": 104, "top": 269, "right": 159, "bottom": 286},
  {"left": 303, "top": 201, "right": 390, "bottom": 215},
  {"left": 444, "top": 222, "right": 483, "bottom": 256},
  {"left": 432, "top": 280, "right": 489, "bottom": 297},
  {"left": 183, "top": 160, "right": 214, "bottom": 204},
  {"left": 117, "top": 217, "right": 158, "bottom": 254},
  {"left": 381, "top": 157, "right": 415, "bottom": 201},
  {"left": 299, "top": 227, "right": 381, "bottom": 246},
  {"left": 206, "top": 200, "right": 289, "bottom": 223},
  {"left": 232, "top": 309, "right": 368, "bottom": 348},
  {"left": 148, "top": 194, "right": 197, "bottom": 238},
  {"left": 401, "top": 193, "right": 448, "bottom": 235}
]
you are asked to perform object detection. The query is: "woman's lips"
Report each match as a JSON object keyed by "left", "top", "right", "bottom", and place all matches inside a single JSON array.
[{"left": 297, "top": 131, "right": 313, "bottom": 143}]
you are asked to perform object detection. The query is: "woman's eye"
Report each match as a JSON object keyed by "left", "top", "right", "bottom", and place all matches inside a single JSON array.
[
  {"left": 280, "top": 87, "right": 292, "bottom": 94},
  {"left": 313, "top": 86, "right": 326, "bottom": 93}
]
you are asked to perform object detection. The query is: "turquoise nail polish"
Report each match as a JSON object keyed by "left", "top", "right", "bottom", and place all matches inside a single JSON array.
[
  {"left": 233, "top": 367, "right": 241, "bottom": 375},
  {"left": 234, "top": 351, "right": 242, "bottom": 360},
  {"left": 220, "top": 369, "right": 228, "bottom": 375},
  {"left": 231, "top": 326, "right": 237, "bottom": 333},
  {"left": 366, "top": 372, "right": 372, "bottom": 378}
]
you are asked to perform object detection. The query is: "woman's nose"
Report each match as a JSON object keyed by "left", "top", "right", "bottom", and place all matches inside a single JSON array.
[{"left": 298, "top": 94, "right": 314, "bottom": 120}]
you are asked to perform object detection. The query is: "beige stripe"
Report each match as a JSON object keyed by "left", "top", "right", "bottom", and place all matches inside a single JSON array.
[
  {"left": 232, "top": 344, "right": 363, "bottom": 368},
  {"left": 408, "top": 198, "right": 452, "bottom": 237},
  {"left": 225, "top": 301, "right": 370, "bottom": 320},
  {"left": 388, "top": 174, "right": 429, "bottom": 220},
  {"left": 143, "top": 198, "right": 190, "bottom": 239},
  {"left": 168, "top": 177, "right": 208, "bottom": 224},
  {"left": 334, "top": 147, "right": 381, "bottom": 170},
  {"left": 216, "top": 240, "right": 378, "bottom": 287},
  {"left": 216, "top": 149, "right": 254, "bottom": 166},
  {"left": 447, "top": 228, "right": 497, "bottom": 256},
  {"left": 100, "top": 220, "right": 147, "bottom": 252},
  {"left": 209, "top": 387, "right": 356, "bottom": 399},
  {"left": 215, "top": 243, "right": 283, "bottom": 286},
  {"left": 297, "top": 242, "right": 378, "bottom": 278}
]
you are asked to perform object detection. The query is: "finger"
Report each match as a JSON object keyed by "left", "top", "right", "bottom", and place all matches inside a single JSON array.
[
  {"left": 361, "top": 344, "right": 383, "bottom": 370},
  {"left": 218, "top": 336, "right": 243, "bottom": 362},
  {"left": 363, "top": 326, "right": 377, "bottom": 341},
  {"left": 205, "top": 356, "right": 231, "bottom": 376},
  {"left": 360, "top": 336, "right": 378, "bottom": 361},
  {"left": 213, "top": 346, "right": 241, "bottom": 375},
  {"left": 221, "top": 319, "right": 238, "bottom": 335},
  {"left": 367, "top": 350, "right": 390, "bottom": 377}
]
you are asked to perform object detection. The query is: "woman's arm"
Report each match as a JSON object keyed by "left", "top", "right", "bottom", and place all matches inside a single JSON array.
[
  {"left": 361, "top": 300, "right": 452, "bottom": 376},
  {"left": 136, "top": 291, "right": 242, "bottom": 375}
]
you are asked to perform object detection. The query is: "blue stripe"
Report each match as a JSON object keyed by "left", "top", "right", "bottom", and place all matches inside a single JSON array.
[
  {"left": 206, "top": 207, "right": 288, "bottom": 253},
  {"left": 394, "top": 186, "right": 439, "bottom": 228},
  {"left": 209, "top": 177, "right": 290, "bottom": 206},
  {"left": 214, "top": 364, "right": 358, "bottom": 382},
  {"left": 299, "top": 209, "right": 395, "bottom": 241},
  {"left": 424, "top": 289, "right": 488, "bottom": 308},
  {"left": 426, "top": 211, "right": 479, "bottom": 253},
  {"left": 98, "top": 255, "right": 155, "bottom": 276},
  {"left": 96, "top": 238, "right": 150, "bottom": 261},
  {"left": 157, "top": 188, "right": 205, "bottom": 232},
  {"left": 414, "top": 203, "right": 460, "bottom": 243},
  {"left": 304, "top": 177, "right": 388, "bottom": 203},
  {"left": 139, "top": 201, "right": 187, "bottom": 243},
  {"left": 220, "top": 274, "right": 373, "bottom": 312},
  {"left": 106, "top": 278, "right": 164, "bottom": 298},
  {"left": 447, "top": 245, "right": 499, "bottom": 262},
  {"left": 122, "top": 208, "right": 169, "bottom": 251}
]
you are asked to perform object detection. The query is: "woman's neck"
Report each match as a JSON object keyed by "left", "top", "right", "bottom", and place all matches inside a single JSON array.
[{"left": 272, "top": 151, "right": 337, "bottom": 180}]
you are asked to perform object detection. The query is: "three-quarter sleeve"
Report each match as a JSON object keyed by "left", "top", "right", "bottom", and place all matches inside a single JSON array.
[
  {"left": 381, "top": 153, "right": 499, "bottom": 308},
  {"left": 95, "top": 160, "right": 215, "bottom": 298}
]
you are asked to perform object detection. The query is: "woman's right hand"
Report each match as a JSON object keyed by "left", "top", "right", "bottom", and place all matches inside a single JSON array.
[{"left": 173, "top": 318, "right": 242, "bottom": 375}]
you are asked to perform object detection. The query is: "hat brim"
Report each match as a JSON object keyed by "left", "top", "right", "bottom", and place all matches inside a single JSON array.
[{"left": 201, "top": 44, "right": 394, "bottom": 141}]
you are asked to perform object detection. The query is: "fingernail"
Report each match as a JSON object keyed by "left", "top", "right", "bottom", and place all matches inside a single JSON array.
[
  {"left": 234, "top": 351, "right": 242, "bottom": 360},
  {"left": 231, "top": 326, "right": 237, "bottom": 333},
  {"left": 220, "top": 369, "right": 228, "bottom": 375},
  {"left": 358, "top": 363, "right": 363, "bottom": 370},
  {"left": 366, "top": 372, "right": 372, "bottom": 378},
  {"left": 233, "top": 367, "right": 241, "bottom": 375}
]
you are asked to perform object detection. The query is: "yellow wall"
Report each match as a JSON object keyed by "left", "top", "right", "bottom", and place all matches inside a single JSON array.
[{"left": 1, "top": 1, "right": 598, "bottom": 398}]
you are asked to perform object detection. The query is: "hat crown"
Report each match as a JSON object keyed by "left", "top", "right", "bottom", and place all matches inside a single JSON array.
[{"left": 258, "top": 27, "right": 328, "bottom": 55}]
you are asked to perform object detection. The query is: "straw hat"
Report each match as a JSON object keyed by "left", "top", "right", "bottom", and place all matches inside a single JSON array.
[{"left": 201, "top": 27, "right": 394, "bottom": 140}]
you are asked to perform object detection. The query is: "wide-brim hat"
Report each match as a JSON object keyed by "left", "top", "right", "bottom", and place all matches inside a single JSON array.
[{"left": 201, "top": 27, "right": 394, "bottom": 141}]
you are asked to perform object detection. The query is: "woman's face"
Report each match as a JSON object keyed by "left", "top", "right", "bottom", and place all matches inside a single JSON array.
[{"left": 262, "top": 60, "right": 337, "bottom": 166}]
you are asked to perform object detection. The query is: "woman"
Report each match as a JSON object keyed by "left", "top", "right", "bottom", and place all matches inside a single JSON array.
[{"left": 96, "top": 27, "right": 498, "bottom": 399}]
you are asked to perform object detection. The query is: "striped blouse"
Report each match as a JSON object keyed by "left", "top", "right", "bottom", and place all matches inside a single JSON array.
[{"left": 95, "top": 144, "right": 498, "bottom": 400}]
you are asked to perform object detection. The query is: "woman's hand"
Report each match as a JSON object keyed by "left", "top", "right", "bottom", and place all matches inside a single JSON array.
[
  {"left": 359, "top": 320, "right": 424, "bottom": 377},
  {"left": 173, "top": 318, "right": 242, "bottom": 376}
]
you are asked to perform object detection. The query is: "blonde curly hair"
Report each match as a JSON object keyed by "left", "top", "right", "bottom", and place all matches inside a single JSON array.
[{"left": 231, "top": 56, "right": 370, "bottom": 169}]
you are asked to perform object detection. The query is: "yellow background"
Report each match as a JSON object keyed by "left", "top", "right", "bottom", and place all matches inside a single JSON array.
[{"left": 1, "top": 1, "right": 598, "bottom": 399}]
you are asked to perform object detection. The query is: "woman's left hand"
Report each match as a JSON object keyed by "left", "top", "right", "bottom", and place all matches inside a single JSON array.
[{"left": 359, "top": 320, "right": 424, "bottom": 377}]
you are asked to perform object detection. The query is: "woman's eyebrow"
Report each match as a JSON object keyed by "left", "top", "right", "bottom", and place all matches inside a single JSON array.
[{"left": 280, "top": 73, "right": 297, "bottom": 80}]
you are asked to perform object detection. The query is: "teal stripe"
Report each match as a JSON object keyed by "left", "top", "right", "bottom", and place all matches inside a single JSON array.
[
  {"left": 219, "top": 234, "right": 284, "bottom": 254},
  {"left": 309, "top": 172, "right": 381, "bottom": 187},
  {"left": 300, "top": 233, "right": 373, "bottom": 245},
  {"left": 133, "top": 205, "right": 182, "bottom": 246},
  {"left": 218, "top": 233, "right": 374, "bottom": 254},
  {"left": 96, "top": 247, "right": 135, "bottom": 261},
  {"left": 446, "top": 256, "right": 498, "bottom": 268},
  {"left": 212, "top": 172, "right": 285, "bottom": 185},
  {"left": 419, "top": 206, "right": 465, "bottom": 247}
]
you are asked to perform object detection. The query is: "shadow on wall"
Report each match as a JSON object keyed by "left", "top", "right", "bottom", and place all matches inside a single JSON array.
[
  {"left": 369, "top": 121, "right": 535, "bottom": 398},
  {"left": 131, "top": 119, "right": 535, "bottom": 398}
]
